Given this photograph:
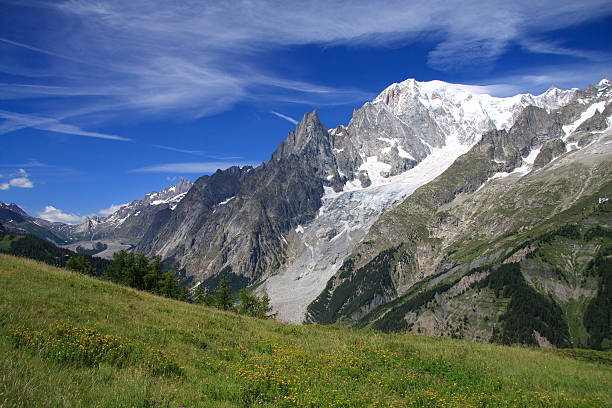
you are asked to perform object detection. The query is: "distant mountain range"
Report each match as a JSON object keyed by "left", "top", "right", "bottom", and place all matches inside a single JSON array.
[
  {"left": 0, "top": 178, "right": 192, "bottom": 256},
  {"left": 3, "top": 77, "right": 611, "bottom": 349}
]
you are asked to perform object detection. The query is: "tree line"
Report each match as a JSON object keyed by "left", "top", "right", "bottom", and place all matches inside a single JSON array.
[
  {"left": 67, "top": 250, "right": 272, "bottom": 318},
  {"left": 192, "top": 275, "right": 272, "bottom": 318},
  {"left": 1, "top": 226, "right": 273, "bottom": 318}
]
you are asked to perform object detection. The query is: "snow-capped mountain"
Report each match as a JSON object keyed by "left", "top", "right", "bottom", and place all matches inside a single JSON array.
[
  {"left": 302, "top": 78, "right": 612, "bottom": 347},
  {"left": 7, "top": 75, "right": 610, "bottom": 336},
  {"left": 0, "top": 201, "right": 69, "bottom": 244},
  {"left": 66, "top": 178, "right": 193, "bottom": 241},
  {"left": 134, "top": 78, "right": 612, "bottom": 326},
  {"left": 1, "top": 179, "right": 193, "bottom": 250},
  {"left": 262, "top": 79, "right": 598, "bottom": 322},
  {"left": 325, "top": 79, "right": 579, "bottom": 191}
]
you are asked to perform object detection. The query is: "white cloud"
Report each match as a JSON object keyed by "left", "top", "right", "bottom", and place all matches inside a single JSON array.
[
  {"left": 271, "top": 111, "right": 298, "bottom": 125},
  {"left": 8, "top": 177, "right": 33, "bottom": 188},
  {"left": 38, "top": 205, "right": 83, "bottom": 224},
  {"left": 0, "top": 110, "right": 131, "bottom": 141},
  {"left": 0, "top": 168, "right": 34, "bottom": 190},
  {"left": 131, "top": 161, "right": 259, "bottom": 174},
  {"left": 1, "top": 0, "right": 609, "bottom": 128},
  {"left": 152, "top": 145, "right": 206, "bottom": 156},
  {"left": 98, "top": 203, "right": 127, "bottom": 216},
  {"left": 473, "top": 63, "right": 612, "bottom": 97}
]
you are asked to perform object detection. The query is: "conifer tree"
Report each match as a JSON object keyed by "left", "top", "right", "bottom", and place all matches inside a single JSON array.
[
  {"left": 216, "top": 275, "right": 233, "bottom": 310},
  {"left": 66, "top": 254, "right": 94, "bottom": 275}
]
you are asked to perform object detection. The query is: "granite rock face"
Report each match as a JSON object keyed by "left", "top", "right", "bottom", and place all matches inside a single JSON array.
[{"left": 137, "top": 112, "right": 330, "bottom": 282}]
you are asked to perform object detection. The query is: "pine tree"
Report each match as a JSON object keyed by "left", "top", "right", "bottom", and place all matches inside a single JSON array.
[
  {"left": 193, "top": 284, "right": 205, "bottom": 304},
  {"left": 257, "top": 293, "right": 273, "bottom": 318},
  {"left": 237, "top": 288, "right": 257, "bottom": 315},
  {"left": 66, "top": 255, "right": 94, "bottom": 275},
  {"left": 216, "top": 275, "right": 233, "bottom": 310},
  {"left": 158, "top": 270, "right": 180, "bottom": 299}
]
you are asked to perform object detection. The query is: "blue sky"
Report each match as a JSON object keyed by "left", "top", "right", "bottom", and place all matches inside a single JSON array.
[{"left": 1, "top": 0, "right": 611, "bottom": 223}]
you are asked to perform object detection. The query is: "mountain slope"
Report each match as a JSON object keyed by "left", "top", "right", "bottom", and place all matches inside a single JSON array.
[
  {"left": 135, "top": 79, "right": 585, "bottom": 312},
  {"left": 305, "top": 80, "right": 612, "bottom": 349},
  {"left": 1, "top": 179, "right": 193, "bottom": 258},
  {"left": 136, "top": 118, "right": 329, "bottom": 282},
  {"left": 1, "top": 253, "right": 610, "bottom": 407},
  {"left": 0, "top": 202, "right": 68, "bottom": 245},
  {"left": 262, "top": 80, "right": 593, "bottom": 322},
  {"left": 60, "top": 178, "right": 193, "bottom": 243}
]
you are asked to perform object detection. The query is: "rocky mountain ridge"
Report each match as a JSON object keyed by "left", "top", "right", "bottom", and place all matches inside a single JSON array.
[
  {"left": 304, "top": 78, "right": 612, "bottom": 349},
  {"left": 0, "top": 179, "right": 193, "bottom": 257},
  {"left": 62, "top": 178, "right": 193, "bottom": 243},
  {"left": 137, "top": 80, "right": 585, "bottom": 290},
  {"left": 261, "top": 79, "right": 609, "bottom": 322}
]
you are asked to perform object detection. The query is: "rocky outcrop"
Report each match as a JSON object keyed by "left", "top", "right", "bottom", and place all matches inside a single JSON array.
[{"left": 534, "top": 139, "right": 567, "bottom": 169}]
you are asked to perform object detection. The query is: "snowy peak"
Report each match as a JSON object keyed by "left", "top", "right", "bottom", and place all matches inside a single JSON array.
[
  {"left": 67, "top": 178, "right": 193, "bottom": 241},
  {"left": 373, "top": 78, "right": 578, "bottom": 144},
  {"left": 326, "top": 79, "right": 580, "bottom": 192},
  {"left": 102, "top": 178, "right": 193, "bottom": 225},
  {"left": 0, "top": 202, "right": 29, "bottom": 218},
  {"left": 140, "top": 178, "right": 193, "bottom": 208}
]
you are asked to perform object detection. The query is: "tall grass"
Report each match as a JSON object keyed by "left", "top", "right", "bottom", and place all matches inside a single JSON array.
[{"left": 0, "top": 254, "right": 610, "bottom": 407}]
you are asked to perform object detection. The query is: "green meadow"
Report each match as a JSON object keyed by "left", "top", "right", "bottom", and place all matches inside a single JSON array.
[{"left": 0, "top": 253, "right": 610, "bottom": 407}]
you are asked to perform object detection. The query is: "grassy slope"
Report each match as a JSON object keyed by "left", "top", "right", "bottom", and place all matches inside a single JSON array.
[{"left": 0, "top": 254, "right": 610, "bottom": 408}]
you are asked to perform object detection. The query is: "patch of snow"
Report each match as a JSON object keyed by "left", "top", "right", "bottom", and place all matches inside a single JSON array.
[
  {"left": 563, "top": 101, "right": 606, "bottom": 137},
  {"left": 397, "top": 144, "right": 415, "bottom": 160},
  {"left": 377, "top": 137, "right": 415, "bottom": 160},
  {"left": 483, "top": 146, "right": 542, "bottom": 185},
  {"left": 295, "top": 225, "right": 304, "bottom": 234},
  {"left": 218, "top": 196, "right": 235, "bottom": 206},
  {"left": 358, "top": 156, "right": 392, "bottom": 186},
  {"left": 567, "top": 142, "right": 579, "bottom": 151},
  {"left": 112, "top": 214, "right": 130, "bottom": 226},
  {"left": 341, "top": 179, "right": 362, "bottom": 192},
  {"left": 151, "top": 192, "right": 187, "bottom": 206},
  {"left": 522, "top": 146, "right": 541, "bottom": 166}
]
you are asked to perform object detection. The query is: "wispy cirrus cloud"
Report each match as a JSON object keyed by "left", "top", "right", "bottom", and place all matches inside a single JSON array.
[
  {"left": 1, "top": 0, "right": 610, "bottom": 132},
  {"left": 151, "top": 145, "right": 244, "bottom": 160},
  {"left": 152, "top": 145, "right": 207, "bottom": 156},
  {"left": 270, "top": 111, "right": 298, "bottom": 125},
  {"left": 0, "top": 110, "right": 131, "bottom": 141},
  {"left": 131, "top": 161, "right": 259, "bottom": 174}
]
